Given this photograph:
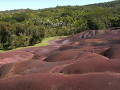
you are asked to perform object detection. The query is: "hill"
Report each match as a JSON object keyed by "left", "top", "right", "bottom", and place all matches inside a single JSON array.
[
  {"left": 0, "top": 29, "right": 120, "bottom": 89},
  {"left": 1, "top": 1, "right": 120, "bottom": 90},
  {"left": 0, "top": 0, "right": 120, "bottom": 50}
]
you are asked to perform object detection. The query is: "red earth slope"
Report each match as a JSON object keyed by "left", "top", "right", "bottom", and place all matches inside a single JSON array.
[{"left": 0, "top": 30, "right": 120, "bottom": 90}]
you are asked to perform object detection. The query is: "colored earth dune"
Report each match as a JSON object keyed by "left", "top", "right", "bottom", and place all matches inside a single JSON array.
[{"left": 0, "top": 30, "right": 120, "bottom": 90}]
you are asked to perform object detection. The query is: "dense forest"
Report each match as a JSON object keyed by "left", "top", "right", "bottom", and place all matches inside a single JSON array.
[{"left": 0, "top": 0, "right": 120, "bottom": 50}]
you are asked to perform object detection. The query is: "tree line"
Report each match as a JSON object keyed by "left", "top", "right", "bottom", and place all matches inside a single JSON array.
[{"left": 0, "top": 0, "right": 120, "bottom": 50}]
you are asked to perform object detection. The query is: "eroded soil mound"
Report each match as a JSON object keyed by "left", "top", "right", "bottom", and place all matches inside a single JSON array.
[
  {"left": 57, "top": 30, "right": 120, "bottom": 45},
  {"left": 52, "top": 59, "right": 120, "bottom": 74},
  {"left": 103, "top": 45, "right": 120, "bottom": 59},
  {"left": 0, "top": 51, "right": 34, "bottom": 67},
  {"left": 0, "top": 30, "right": 120, "bottom": 90},
  {"left": 43, "top": 50, "right": 108, "bottom": 62},
  {"left": 0, "top": 72, "right": 120, "bottom": 90}
]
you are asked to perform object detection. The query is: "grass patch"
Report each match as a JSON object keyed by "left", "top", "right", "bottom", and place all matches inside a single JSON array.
[
  {"left": 0, "top": 36, "right": 66, "bottom": 52},
  {"left": 33, "top": 36, "right": 66, "bottom": 47},
  {"left": 0, "top": 50, "right": 7, "bottom": 52}
]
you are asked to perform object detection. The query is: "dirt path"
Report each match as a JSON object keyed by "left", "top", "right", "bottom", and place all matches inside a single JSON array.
[{"left": 48, "top": 37, "right": 64, "bottom": 46}]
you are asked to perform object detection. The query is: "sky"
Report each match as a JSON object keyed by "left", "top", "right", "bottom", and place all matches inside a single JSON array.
[{"left": 0, "top": 0, "right": 115, "bottom": 11}]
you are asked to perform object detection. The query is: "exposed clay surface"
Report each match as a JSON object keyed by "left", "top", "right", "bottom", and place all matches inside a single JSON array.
[
  {"left": 0, "top": 30, "right": 120, "bottom": 90},
  {"left": 0, "top": 73, "right": 120, "bottom": 90}
]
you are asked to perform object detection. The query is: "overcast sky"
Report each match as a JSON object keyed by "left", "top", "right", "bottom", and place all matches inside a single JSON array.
[{"left": 0, "top": 0, "right": 114, "bottom": 11}]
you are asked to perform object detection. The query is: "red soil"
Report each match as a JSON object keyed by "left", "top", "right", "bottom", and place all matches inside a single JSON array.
[
  {"left": 57, "top": 30, "right": 108, "bottom": 44},
  {"left": 0, "top": 51, "right": 34, "bottom": 67},
  {"left": 0, "top": 30, "right": 120, "bottom": 90},
  {"left": 104, "top": 45, "right": 120, "bottom": 59},
  {"left": 53, "top": 59, "right": 120, "bottom": 74},
  {"left": 0, "top": 72, "right": 120, "bottom": 90},
  {"left": 0, "top": 59, "right": 76, "bottom": 78},
  {"left": 0, "top": 51, "right": 33, "bottom": 59}
]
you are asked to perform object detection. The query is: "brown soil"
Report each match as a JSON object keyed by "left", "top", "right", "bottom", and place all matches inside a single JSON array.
[{"left": 0, "top": 30, "right": 120, "bottom": 90}]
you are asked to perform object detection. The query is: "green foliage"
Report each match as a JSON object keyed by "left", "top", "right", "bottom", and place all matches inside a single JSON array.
[
  {"left": 0, "top": 0, "right": 120, "bottom": 50},
  {"left": 0, "top": 36, "right": 66, "bottom": 52}
]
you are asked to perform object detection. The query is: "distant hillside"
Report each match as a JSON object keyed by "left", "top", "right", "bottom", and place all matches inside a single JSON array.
[{"left": 0, "top": 0, "right": 120, "bottom": 50}]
